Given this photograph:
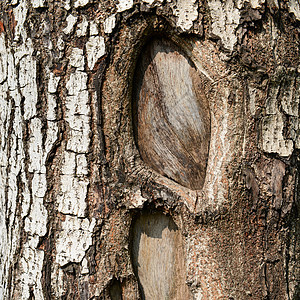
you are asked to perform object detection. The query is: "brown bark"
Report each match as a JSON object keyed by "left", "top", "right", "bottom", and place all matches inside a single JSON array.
[{"left": 0, "top": 1, "right": 299, "bottom": 299}]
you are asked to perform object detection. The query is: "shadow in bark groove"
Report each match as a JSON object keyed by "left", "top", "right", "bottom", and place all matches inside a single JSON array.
[{"left": 109, "top": 278, "right": 123, "bottom": 300}]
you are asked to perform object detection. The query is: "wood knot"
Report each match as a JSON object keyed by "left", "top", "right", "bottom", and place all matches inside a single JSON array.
[{"left": 133, "top": 38, "right": 211, "bottom": 190}]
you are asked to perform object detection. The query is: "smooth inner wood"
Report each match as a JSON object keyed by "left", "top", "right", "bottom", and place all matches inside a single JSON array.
[
  {"left": 131, "top": 212, "right": 192, "bottom": 300},
  {"left": 133, "top": 38, "right": 210, "bottom": 190}
]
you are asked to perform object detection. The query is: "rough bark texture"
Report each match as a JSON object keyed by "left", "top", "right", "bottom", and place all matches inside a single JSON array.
[{"left": 0, "top": 0, "right": 299, "bottom": 299}]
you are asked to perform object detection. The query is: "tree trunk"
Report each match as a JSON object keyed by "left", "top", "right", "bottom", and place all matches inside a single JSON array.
[{"left": 0, "top": 0, "right": 299, "bottom": 299}]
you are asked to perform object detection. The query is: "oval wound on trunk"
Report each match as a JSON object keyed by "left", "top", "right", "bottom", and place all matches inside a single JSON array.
[{"left": 133, "top": 38, "right": 210, "bottom": 190}]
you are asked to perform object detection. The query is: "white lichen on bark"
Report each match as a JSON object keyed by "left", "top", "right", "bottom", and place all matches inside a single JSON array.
[
  {"left": 69, "top": 48, "right": 85, "bottom": 70},
  {"left": 172, "top": 0, "right": 198, "bottom": 31},
  {"left": 0, "top": 35, "right": 20, "bottom": 299},
  {"left": 246, "top": 0, "right": 265, "bottom": 9},
  {"left": 18, "top": 236, "right": 46, "bottom": 299},
  {"left": 117, "top": 0, "right": 134, "bottom": 12},
  {"left": 207, "top": 0, "right": 240, "bottom": 50},
  {"left": 0, "top": 0, "right": 60, "bottom": 297},
  {"left": 55, "top": 216, "right": 96, "bottom": 266},
  {"left": 104, "top": 14, "right": 116, "bottom": 34},
  {"left": 89, "top": 21, "right": 99, "bottom": 36},
  {"left": 262, "top": 114, "right": 294, "bottom": 156},
  {"left": 57, "top": 174, "right": 89, "bottom": 216},
  {"left": 74, "top": 0, "right": 90, "bottom": 8},
  {"left": 31, "top": 0, "right": 46, "bottom": 8},
  {"left": 0, "top": 0, "right": 57, "bottom": 297},
  {"left": 261, "top": 67, "right": 299, "bottom": 156},
  {"left": 63, "top": 14, "right": 78, "bottom": 35},
  {"left": 77, "top": 19, "right": 89, "bottom": 37},
  {"left": 54, "top": 46, "right": 95, "bottom": 277},
  {"left": 288, "top": 0, "right": 300, "bottom": 20},
  {"left": 86, "top": 36, "right": 105, "bottom": 70}
]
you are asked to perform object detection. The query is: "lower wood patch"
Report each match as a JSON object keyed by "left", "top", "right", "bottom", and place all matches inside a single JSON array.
[{"left": 131, "top": 212, "right": 192, "bottom": 299}]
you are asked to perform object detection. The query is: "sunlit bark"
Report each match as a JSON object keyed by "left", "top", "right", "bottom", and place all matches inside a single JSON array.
[{"left": 0, "top": 0, "right": 299, "bottom": 299}]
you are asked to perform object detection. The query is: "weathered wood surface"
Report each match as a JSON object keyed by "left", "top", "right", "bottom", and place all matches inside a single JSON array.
[
  {"left": 0, "top": 1, "right": 299, "bottom": 299},
  {"left": 133, "top": 39, "right": 210, "bottom": 190},
  {"left": 131, "top": 212, "right": 191, "bottom": 300}
]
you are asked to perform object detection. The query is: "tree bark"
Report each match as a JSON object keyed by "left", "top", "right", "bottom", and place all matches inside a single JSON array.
[{"left": 0, "top": 0, "right": 299, "bottom": 299}]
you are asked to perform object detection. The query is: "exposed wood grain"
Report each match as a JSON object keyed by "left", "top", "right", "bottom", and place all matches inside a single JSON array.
[
  {"left": 133, "top": 38, "right": 210, "bottom": 190},
  {"left": 131, "top": 212, "right": 192, "bottom": 300}
]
